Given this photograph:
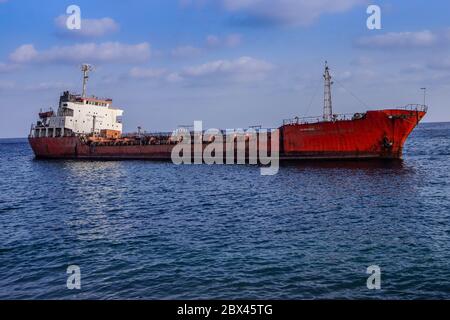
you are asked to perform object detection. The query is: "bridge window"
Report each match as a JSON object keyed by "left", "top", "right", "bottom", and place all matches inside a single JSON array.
[{"left": 62, "top": 108, "right": 74, "bottom": 116}]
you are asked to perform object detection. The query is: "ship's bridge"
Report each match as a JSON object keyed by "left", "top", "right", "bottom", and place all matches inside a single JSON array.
[
  {"left": 30, "top": 65, "right": 124, "bottom": 138},
  {"left": 31, "top": 92, "right": 124, "bottom": 138},
  {"left": 76, "top": 96, "right": 113, "bottom": 107}
]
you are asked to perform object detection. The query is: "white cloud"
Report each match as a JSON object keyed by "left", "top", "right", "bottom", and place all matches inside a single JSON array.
[
  {"left": 187, "top": 0, "right": 365, "bottom": 26},
  {"left": 169, "top": 34, "right": 243, "bottom": 60},
  {"left": 54, "top": 15, "right": 119, "bottom": 38},
  {"left": 181, "top": 56, "right": 274, "bottom": 81},
  {"left": 445, "top": 28, "right": 450, "bottom": 41},
  {"left": 128, "top": 67, "right": 167, "bottom": 79},
  {"left": 9, "top": 44, "right": 38, "bottom": 63},
  {"left": 350, "top": 56, "right": 373, "bottom": 66},
  {"left": 171, "top": 45, "right": 202, "bottom": 58},
  {"left": 127, "top": 56, "right": 273, "bottom": 84},
  {"left": 24, "top": 81, "right": 73, "bottom": 91},
  {"left": 9, "top": 42, "right": 151, "bottom": 64},
  {"left": 339, "top": 70, "right": 353, "bottom": 81},
  {"left": 357, "top": 30, "right": 438, "bottom": 49},
  {"left": 0, "top": 62, "right": 19, "bottom": 73},
  {"left": 206, "top": 35, "right": 221, "bottom": 47},
  {"left": 166, "top": 72, "right": 184, "bottom": 83},
  {"left": 205, "top": 34, "right": 243, "bottom": 48},
  {"left": 225, "top": 34, "right": 242, "bottom": 47},
  {"left": 183, "top": 56, "right": 273, "bottom": 76}
]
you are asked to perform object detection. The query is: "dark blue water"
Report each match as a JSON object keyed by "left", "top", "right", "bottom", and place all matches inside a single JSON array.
[{"left": 1, "top": 122, "right": 450, "bottom": 299}]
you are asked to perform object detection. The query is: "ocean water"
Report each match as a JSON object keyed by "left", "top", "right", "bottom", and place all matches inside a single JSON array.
[{"left": 0, "top": 122, "right": 450, "bottom": 300}]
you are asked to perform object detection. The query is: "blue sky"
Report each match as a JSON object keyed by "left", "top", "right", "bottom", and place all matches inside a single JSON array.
[{"left": 1, "top": 0, "right": 450, "bottom": 137}]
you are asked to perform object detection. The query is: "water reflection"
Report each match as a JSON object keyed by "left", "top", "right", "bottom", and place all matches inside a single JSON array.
[
  {"left": 281, "top": 158, "right": 406, "bottom": 170},
  {"left": 3, "top": 126, "right": 450, "bottom": 299}
]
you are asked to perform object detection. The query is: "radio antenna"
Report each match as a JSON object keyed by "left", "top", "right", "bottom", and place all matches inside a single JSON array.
[
  {"left": 323, "top": 61, "right": 333, "bottom": 121},
  {"left": 81, "top": 64, "right": 93, "bottom": 97}
]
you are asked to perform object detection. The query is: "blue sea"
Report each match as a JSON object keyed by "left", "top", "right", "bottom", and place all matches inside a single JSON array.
[{"left": 0, "top": 122, "right": 450, "bottom": 299}]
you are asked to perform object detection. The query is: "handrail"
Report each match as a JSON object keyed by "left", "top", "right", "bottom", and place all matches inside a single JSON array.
[
  {"left": 283, "top": 104, "right": 428, "bottom": 126},
  {"left": 395, "top": 104, "right": 428, "bottom": 112},
  {"left": 283, "top": 113, "right": 357, "bottom": 125}
]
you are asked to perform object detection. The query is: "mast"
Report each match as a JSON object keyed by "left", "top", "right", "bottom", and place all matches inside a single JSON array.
[
  {"left": 81, "top": 64, "right": 93, "bottom": 97},
  {"left": 421, "top": 87, "right": 427, "bottom": 107},
  {"left": 323, "top": 61, "right": 333, "bottom": 122}
]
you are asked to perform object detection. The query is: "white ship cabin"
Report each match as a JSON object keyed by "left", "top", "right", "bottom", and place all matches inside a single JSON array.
[{"left": 31, "top": 91, "right": 124, "bottom": 138}]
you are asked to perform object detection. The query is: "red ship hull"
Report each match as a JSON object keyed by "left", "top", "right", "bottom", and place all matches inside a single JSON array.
[
  {"left": 280, "top": 109, "right": 426, "bottom": 159},
  {"left": 29, "top": 109, "right": 426, "bottom": 160},
  {"left": 29, "top": 136, "right": 174, "bottom": 160}
]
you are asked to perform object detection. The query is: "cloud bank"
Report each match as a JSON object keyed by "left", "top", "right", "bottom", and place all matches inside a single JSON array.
[
  {"left": 128, "top": 56, "right": 274, "bottom": 84},
  {"left": 357, "top": 30, "right": 438, "bottom": 49},
  {"left": 9, "top": 42, "right": 151, "bottom": 64},
  {"left": 54, "top": 15, "right": 119, "bottom": 38}
]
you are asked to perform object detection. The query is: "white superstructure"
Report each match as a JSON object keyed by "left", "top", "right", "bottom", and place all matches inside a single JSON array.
[{"left": 31, "top": 65, "right": 124, "bottom": 138}]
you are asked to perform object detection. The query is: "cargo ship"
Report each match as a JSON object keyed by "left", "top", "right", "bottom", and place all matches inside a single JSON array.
[{"left": 29, "top": 63, "right": 427, "bottom": 160}]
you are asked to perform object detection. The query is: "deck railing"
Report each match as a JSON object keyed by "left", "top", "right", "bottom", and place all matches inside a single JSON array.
[
  {"left": 283, "top": 104, "right": 428, "bottom": 126},
  {"left": 397, "top": 104, "right": 428, "bottom": 113},
  {"left": 283, "top": 113, "right": 357, "bottom": 126}
]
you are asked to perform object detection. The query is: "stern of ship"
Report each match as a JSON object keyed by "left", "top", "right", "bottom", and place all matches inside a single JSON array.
[{"left": 28, "top": 136, "right": 84, "bottom": 159}]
